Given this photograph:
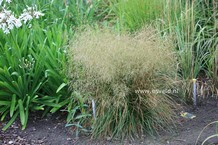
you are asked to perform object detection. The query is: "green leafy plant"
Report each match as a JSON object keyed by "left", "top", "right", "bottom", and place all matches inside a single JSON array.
[
  {"left": 65, "top": 92, "right": 92, "bottom": 138},
  {"left": 0, "top": 18, "right": 70, "bottom": 130},
  {"left": 207, "top": 48, "right": 218, "bottom": 96},
  {"left": 109, "top": 0, "right": 165, "bottom": 32},
  {"left": 63, "top": 0, "right": 109, "bottom": 27},
  {"left": 155, "top": 0, "right": 218, "bottom": 100}
]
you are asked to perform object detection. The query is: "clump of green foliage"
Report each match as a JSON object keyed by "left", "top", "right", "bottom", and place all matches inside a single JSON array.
[
  {"left": 68, "top": 27, "right": 179, "bottom": 138},
  {"left": 108, "top": 0, "right": 165, "bottom": 31},
  {"left": 0, "top": 1, "right": 71, "bottom": 130},
  {"left": 0, "top": 23, "right": 70, "bottom": 130},
  {"left": 155, "top": 0, "right": 218, "bottom": 100}
]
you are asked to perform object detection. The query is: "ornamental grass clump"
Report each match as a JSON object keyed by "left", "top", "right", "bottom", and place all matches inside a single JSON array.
[{"left": 69, "top": 27, "right": 178, "bottom": 139}]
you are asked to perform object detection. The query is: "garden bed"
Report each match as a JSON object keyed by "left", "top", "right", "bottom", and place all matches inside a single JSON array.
[
  {"left": 0, "top": 0, "right": 217, "bottom": 145},
  {"left": 1, "top": 98, "right": 218, "bottom": 145}
]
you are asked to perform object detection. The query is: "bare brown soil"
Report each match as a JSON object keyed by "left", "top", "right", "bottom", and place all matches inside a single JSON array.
[{"left": 1, "top": 98, "right": 218, "bottom": 145}]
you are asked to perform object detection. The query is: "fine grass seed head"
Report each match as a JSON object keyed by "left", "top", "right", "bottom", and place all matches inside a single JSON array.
[{"left": 69, "top": 27, "right": 178, "bottom": 139}]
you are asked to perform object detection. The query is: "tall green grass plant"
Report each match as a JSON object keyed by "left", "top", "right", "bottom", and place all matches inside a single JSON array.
[{"left": 156, "top": 0, "right": 218, "bottom": 99}]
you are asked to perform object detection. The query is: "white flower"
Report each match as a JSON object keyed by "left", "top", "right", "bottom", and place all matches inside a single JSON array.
[
  {"left": 8, "top": 23, "right": 13, "bottom": 29},
  {"left": 4, "top": 29, "right": 10, "bottom": 34},
  {"left": 7, "top": 15, "right": 21, "bottom": 29},
  {"left": 0, "top": 7, "right": 22, "bottom": 33},
  {"left": 6, "top": 0, "right": 12, "bottom": 3},
  {"left": 7, "top": 15, "right": 16, "bottom": 23},
  {"left": 0, "top": 2, "right": 45, "bottom": 34},
  {"left": 19, "top": 6, "right": 44, "bottom": 23},
  {"left": 33, "top": 11, "right": 44, "bottom": 19},
  {"left": 14, "top": 19, "right": 22, "bottom": 28},
  {"left": 2, "top": 23, "right": 9, "bottom": 34},
  {"left": 0, "top": 13, "right": 6, "bottom": 22},
  {"left": 19, "top": 12, "right": 33, "bottom": 24},
  {"left": 4, "top": 9, "right": 12, "bottom": 16},
  {"left": 27, "top": 6, "right": 34, "bottom": 11},
  {"left": 1, "top": 22, "right": 6, "bottom": 28}
]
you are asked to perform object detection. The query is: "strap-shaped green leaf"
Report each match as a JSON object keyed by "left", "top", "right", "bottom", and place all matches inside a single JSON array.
[
  {"left": 2, "top": 111, "right": 19, "bottom": 131},
  {"left": 0, "top": 101, "right": 10, "bottom": 105},
  {"left": 56, "top": 83, "right": 67, "bottom": 93},
  {"left": 18, "top": 99, "right": 25, "bottom": 126},
  {"left": 10, "top": 94, "right": 16, "bottom": 117}
]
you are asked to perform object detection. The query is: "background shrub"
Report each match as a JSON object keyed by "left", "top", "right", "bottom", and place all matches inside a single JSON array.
[{"left": 68, "top": 27, "right": 179, "bottom": 138}]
